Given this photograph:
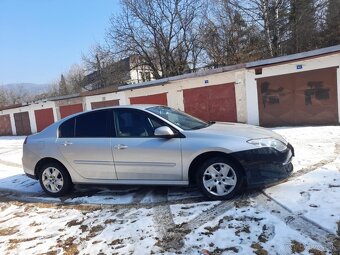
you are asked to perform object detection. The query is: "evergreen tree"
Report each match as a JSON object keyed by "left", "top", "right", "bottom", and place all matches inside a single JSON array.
[
  {"left": 323, "top": 0, "right": 340, "bottom": 46},
  {"left": 288, "top": 0, "right": 318, "bottom": 53},
  {"left": 58, "top": 74, "right": 68, "bottom": 95}
]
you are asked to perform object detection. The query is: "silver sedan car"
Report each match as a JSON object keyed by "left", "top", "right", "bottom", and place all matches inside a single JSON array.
[{"left": 23, "top": 105, "right": 294, "bottom": 199}]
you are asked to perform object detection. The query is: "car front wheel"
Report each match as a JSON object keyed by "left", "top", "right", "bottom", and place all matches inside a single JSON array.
[
  {"left": 196, "top": 157, "right": 243, "bottom": 200},
  {"left": 38, "top": 162, "right": 72, "bottom": 197}
]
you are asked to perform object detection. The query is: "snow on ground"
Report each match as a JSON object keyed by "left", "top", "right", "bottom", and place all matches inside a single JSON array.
[
  {"left": 273, "top": 126, "right": 340, "bottom": 171},
  {"left": 0, "top": 126, "right": 339, "bottom": 254},
  {"left": 170, "top": 201, "right": 221, "bottom": 225},
  {"left": 269, "top": 126, "right": 340, "bottom": 235},
  {"left": 0, "top": 202, "right": 157, "bottom": 255},
  {"left": 177, "top": 199, "right": 328, "bottom": 255},
  {"left": 0, "top": 136, "right": 24, "bottom": 165}
]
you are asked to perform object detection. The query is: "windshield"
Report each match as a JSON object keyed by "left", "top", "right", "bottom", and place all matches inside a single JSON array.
[{"left": 147, "top": 106, "right": 210, "bottom": 130}]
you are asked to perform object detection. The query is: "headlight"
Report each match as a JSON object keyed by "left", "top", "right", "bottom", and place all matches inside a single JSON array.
[{"left": 247, "top": 138, "right": 287, "bottom": 152}]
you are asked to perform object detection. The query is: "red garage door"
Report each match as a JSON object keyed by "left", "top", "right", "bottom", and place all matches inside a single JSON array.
[
  {"left": 257, "top": 67, "right": 338, "bottom": 126},
  {"left": 0, "top": 115, "right": 12, "bottom": 136},
  {"left": 130, "top": 93, "right": 168, "bottom": 105},
  {"left": 35, "top": 108, "right": 55, "bottom": 132},
  {"left": 59, "top": 104, "right": 83, "bottom": 119},
  {"left": 91, "top": 99, "right": 120, "bottom": 109},
  {"left": 183, "top": 83, "right": 237, "bottom": 122},
  {"left": 14, "top": 112, "right": 31, "bottom": 135}
]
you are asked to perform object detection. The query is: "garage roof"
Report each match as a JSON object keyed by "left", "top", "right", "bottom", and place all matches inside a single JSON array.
[{"left": 246, "top": 45, "right": 340, "bottom": 68}]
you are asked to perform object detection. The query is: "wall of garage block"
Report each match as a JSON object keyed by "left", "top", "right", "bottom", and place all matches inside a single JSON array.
[
  {"left": 246, "top": 53, "right": 340, "bottom": 126},
  {"left": 0, "top": 48, "right": 339, "bottom": 135},
  {"left": 124, "top": 68, "right": 247, "bottom": 123},
  {"left": 0, "top": 101, "right": 58, "bottom": 135}
]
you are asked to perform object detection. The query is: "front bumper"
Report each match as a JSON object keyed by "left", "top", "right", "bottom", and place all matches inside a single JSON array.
[{"left": 230, "top": 143, "right": 294, "bottom": 187}]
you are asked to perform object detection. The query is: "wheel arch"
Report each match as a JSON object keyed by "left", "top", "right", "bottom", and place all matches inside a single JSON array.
[
  {"left": 188, "top": 151, "right": 246, "bottom": 185},
  {"left": 34, "top": 157, "right": 70, "bottom": 179}
]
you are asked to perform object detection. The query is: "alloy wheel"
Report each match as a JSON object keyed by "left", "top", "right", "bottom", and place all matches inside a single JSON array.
[
  {"left": 41, "top": 167, "right": 64, "bottom": 193},
  {"left": 202, "top": 163, "right": 237, "bottom": 196}
]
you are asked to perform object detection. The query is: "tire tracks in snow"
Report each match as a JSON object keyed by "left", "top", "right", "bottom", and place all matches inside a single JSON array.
[
  {"left": 256, "top": 191, "right": 337, "bottom": 252},
  {"left": 152, "top": 195, "right": 241, "bottom": 252}
]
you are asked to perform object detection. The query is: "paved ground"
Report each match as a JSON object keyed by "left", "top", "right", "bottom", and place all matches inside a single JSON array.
[{"left": 0, "top": 126, "right": 339, "bottom": 254}]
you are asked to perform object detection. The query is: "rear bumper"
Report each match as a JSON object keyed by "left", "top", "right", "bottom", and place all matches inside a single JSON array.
[{"left": 230, "top": 143, "right": 294, "bottom": 187}]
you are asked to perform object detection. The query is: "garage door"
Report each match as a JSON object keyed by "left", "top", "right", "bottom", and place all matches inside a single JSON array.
[
  {"left": 35, "top": 108, "right": 55, "bottom": 132},
  {"left": 91, "top": 99, "right": 119, "bottom": 109},
  {"left": 130, "top": 93, "right": 168, "bottom": 105},
  {"left": 59, "top": 104, "right": 83, "bottom": 119},
  {"left": 183, "top": 83, "right": 237, "bottom": 122},
  {"left": 14, "top": 112, "right": 31, "bottom": 135},
  {"left": 0, "top": 115, "right": 12, "bottom": 136},
  {"left": 257, "top": 67, "right": 338, "bottom": 126}
]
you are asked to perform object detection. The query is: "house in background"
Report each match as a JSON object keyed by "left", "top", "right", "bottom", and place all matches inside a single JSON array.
[{"left": 81, "top": 55, "right": 155, "bottom": 91}]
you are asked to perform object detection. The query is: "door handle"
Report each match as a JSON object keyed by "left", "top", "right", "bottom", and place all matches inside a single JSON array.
[
  {"left": 114, "top": 144, "right": 128, "bottom": 150},
  {"left": 63, "top": 141, "right": 73, "bottom": 146}
]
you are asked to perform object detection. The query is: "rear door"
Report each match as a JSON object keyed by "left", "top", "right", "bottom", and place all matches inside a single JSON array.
[
  {"left": 57, "top": 109, "right": 117, "bottom": 180},
  {"left": 111, "top": 108, "right": 182, "bottom": 180}
]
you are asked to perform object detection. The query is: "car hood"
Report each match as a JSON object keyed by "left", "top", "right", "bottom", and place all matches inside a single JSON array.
[{"left": 184, "top": 122, "right": 287, "bottom": 143}]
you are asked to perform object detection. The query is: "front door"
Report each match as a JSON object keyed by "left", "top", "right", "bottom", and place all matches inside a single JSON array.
[{"left": 111, "top": 108, "right": 182, "bottom": 180}]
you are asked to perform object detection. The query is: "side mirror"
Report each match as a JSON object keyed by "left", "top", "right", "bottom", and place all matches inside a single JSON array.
[{"left": 154, "top": 126, "right": 175, "bottom": 138}]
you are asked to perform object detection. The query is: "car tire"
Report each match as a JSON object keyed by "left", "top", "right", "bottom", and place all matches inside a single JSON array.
[
  {"left": 38, "top": 162, "right": 73, "bottom": 197},
  {"left": 196, "top": 157, "right": 243, "bottom": 200}
]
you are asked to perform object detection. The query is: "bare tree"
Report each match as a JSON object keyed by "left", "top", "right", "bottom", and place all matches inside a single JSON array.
[
  {"left": 201, "top": 0, "right": 265, "bottom": 67},
  {"left": 66, "top": 64, "right": 86, "bottom": 93},
  {"left": 106, "top": 0, "right": 206, "bottom": 79},
  {"left": 233, "top": 0, "right": 290, "bottom": 57},
  {"left": 82, "top": 44, "right": 130, "bottom": 89}
]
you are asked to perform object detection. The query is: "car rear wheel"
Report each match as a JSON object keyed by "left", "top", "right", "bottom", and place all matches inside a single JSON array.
[
  {"left": 38, "top": 162, "right": 72, "bottom": 197},
  {"left": 196, "top": 157, "right": 243, "bottom": 200}
]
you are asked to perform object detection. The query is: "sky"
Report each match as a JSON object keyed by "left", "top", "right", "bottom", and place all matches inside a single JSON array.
[{"left": 0, "top": 0, "right": 121, "bottom": 85}]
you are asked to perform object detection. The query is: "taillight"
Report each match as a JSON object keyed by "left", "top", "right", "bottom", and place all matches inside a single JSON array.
[{"left": 24, "top": 136, "right": 28, "bottom": 144}]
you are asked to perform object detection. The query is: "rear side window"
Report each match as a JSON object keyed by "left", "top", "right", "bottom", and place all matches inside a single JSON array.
[
  {"left": 75, "top": 110, "right": 110, "bottom": 138},
  {"left": 59, "top": 118, "right": 75, "bottom": 138}
]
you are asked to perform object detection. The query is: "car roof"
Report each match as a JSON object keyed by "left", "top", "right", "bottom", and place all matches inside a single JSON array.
[{"left": 60, "top": 104, "right": 164, "bottom": 122}]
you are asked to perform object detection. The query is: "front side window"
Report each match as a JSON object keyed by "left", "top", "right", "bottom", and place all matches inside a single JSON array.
[
  {"left": 147, "top": 106, "right": 209, "bottom": 130},
  {"left": 115, "top": 109, "right": 165, "bottom": 137}
]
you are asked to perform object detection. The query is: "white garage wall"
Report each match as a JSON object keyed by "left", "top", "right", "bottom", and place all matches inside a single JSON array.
[{"left": 0, "top": 101, "right": 57, "bottom": 135}]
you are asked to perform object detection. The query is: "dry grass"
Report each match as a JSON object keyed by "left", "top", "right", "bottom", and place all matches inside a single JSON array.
[
  {"left": 0, "top": 226, "right": 18, "bottom": 236},
  {"left": 7, "top": 237, "right": 38, "bottom": 251},
  {"left": 251, "top": 242, "right": 269, "bottom": 255},
  {"left": 291, "top": 240, "right": 305, "bottom": 253}
]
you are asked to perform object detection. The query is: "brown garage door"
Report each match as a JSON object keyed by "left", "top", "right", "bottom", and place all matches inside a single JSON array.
[
  {"left": 0, "top": 115, "right": 12, "bottom": 136},
  {"left": 59, "top": 104, "right": 83, "bottom": 119},
  {"left": 91, "top": 99, "right": 120, "bottom": 109},
  {"left": 35, "top": 108, "right": 55, "bottom": 132},
  {"left": 130, "top": 93, "right": 168, "bottom": 105},
  {"left": 183, "top": 83, "right": 237, "bottom": 122},
  {"left": 14, "top": 112, "right": 31, "bottom": 135},
  {"left": 257, "top": 67, "right": 338, "bottom": 126}
]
